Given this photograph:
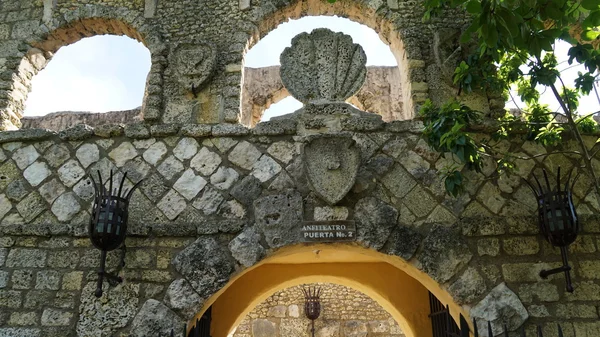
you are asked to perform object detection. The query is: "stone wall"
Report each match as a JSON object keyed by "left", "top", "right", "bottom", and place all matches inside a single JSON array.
[
  {"left": 0, "top": 0, "right": 491, "bottom": 131},
  {"left": 240, "top": 66, "right": 404, "bottom": 126},
  {"left": 232, "top": 283, "right": 405, "bottom": 337},
  {"left": 0, "top": 1, "right": 598, "bottom": 337},
  {"left": 21, "top": 109, "right": 142, "bottom": 131},
  {"left": 0, "top": 118, "right": 599, "bottom": 336},
  {"left": 19, "top": 66, "right": 403, "bottom": 131}
]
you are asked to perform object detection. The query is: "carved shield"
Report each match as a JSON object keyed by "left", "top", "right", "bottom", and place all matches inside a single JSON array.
[{"left": 304, "top": 136, "right": 360, "bottom": 205}]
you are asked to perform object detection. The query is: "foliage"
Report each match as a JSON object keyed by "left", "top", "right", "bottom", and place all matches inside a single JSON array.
[
  {"left": 419, "top": 0, "right": 600, "bottom": 197},
  {"left": 328, "top": 0, "right": 600, "bottom": 198},
  {"left": 420, "top": 100, "right": 483, "bottom": 196}
]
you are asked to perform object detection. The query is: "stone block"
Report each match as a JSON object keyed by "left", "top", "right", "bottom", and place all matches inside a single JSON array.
[
  {"left": 343, "top": 321, "right": 367, "bottom": 337},
  {"left": 124, "top": 250, "right": 156, "bottom": 269},
  {"left": 172, "top": 237, "right": 234, "bottom": 299},
  {"left": 173, "top": 169, "right": 207, "bottom": 200},
  {"left": 503, "top": 237, "right": 540, "bottom": 255},
  {"left": 23, "top": 162, "right": 51, "bottom": 187},
  {"left": 229, "top": 226, "right": 264, "bottom": 268},
  {"left": 448, "top": 267, "right": 486, "bottom": 305},
  {"left": 0, "top": 328, "right": 40, "bottom": 337},
  {"left": 518, "top": 283, "right": 559, "bottom": 303},
  {"left": 6, "top": 249, "right": 46, "bottom": 268},
  {"left": 61, "top": 271, "right": 83, "bottom": 291},
  {"left": 417, "top": 224, "right": 472, "bottom": 283},
  {"left": 163, "top": 279, "right": 202, "bottom": 320},
  {"left": 0, "top": 290, "right": 22, "bottom": 308},
  {"left": 477, "top": 238, "right": 500, "bottom": 256},
  {"left": 9, "top": 311, "right": 39, "bottom": 326},
  {"left": 252, "top": 319, "right": 276, "bottom": 337},
  {"left": 555, "top": 303, "right": 598, "bottom": 319},
  {"left": 470, "top": 283, "right": 528, "bottom": 336},
  {"left": 130, "top": 299, "right": 184, "bottom": 337},
  {"left": 76, "top": 282, "right": 140, "bottom": 336},
  {"left": 11, "top": 270, "right": 33, "bottom": 289},
  {"left": 229, "top": 141, "right": 262, "bottom": 170},
  {"left": 254, "top": 190, "right": 303, "bottom": 248},
  {"left": 190, "top": 147, "right": 221, "bottom": 176},
  {"left": 35, "top": 270, "right": 60, "bottom": 290},
  {"left": 173, "top": 137, "right": 199, "bottom": 161}
]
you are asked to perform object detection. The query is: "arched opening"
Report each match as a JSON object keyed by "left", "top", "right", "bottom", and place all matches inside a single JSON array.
[
  {"left": 22, "top": 35, "right": 150, "bottom": 128},
  {"left": 189, "top": 244, "right": 467, "bottom": 337},
  {"left": 3, "top": 17, "right": 156, "bottom": 131},
  {"left": 240, "top": 0, "right": 423, "bottom": 127},
  {"left": 229, "top": 282, "right": 407, "bottom": 337}
]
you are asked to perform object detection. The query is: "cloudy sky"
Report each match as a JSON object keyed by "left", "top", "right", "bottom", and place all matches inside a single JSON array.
[{"left": 24, "top": 16, "right": 600, "bottom": 121}]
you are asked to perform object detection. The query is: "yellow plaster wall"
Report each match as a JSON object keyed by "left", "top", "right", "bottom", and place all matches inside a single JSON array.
[{"left": 191, "top": 244, "right": 467, "bottom": 337}]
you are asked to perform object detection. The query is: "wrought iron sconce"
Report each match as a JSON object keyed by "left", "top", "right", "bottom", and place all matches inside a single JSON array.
[
  {"left": 525, "top": 167, "right": 579, "bottom": 293},
  {"left": 303, "top": 286, "right": 321, "bottom": 337},
  {"left": 89, "top": 171, "right": 142, "bottom": 297}
]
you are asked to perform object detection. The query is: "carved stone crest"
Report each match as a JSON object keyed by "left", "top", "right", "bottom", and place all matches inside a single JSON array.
[
  {"left": 173, "top": 43, "right": 217, "bottom": 94},
  {"left": 303, "top": 135, "right": 360, "bottom": 205}
]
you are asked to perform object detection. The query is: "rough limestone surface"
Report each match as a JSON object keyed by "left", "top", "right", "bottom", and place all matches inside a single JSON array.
[
  {"left": 252, "top": 319, "right": 276, "bottom": 337},
  {"left": 172, "top": 237, "right": 234, "bottom": 299},
  {"left": 355, "top": 197, "right": 398, "bottom": 250},
  {"left": 76, "top": 282, "right": 140, "bottom": 337},
  {"left": 470, "top": 283, "right": 529, "bottom": 336},
  {"left": 75, "top": 143, "right": 99, "bottom": 168},
  {"left": 417, "top": 224, "right": 473, "bottom": 283},
  {"left": 448, "top": 267, "right": 486, "bottom": 305},
  {"left": 383, "top": 226, "right": 422, "bottom": 260},
  {"left": 163, "top": 279, "right": 203, "bottom": 320},
  {"left": 0, "top": 2, "right": 596, "bottom": 332},
  {"left": 130, "top": 299, "right": 184, "bottom": 337},
  {"left": 280, "top": 29, "right": 367, "bottom": 103},
  {"left": 254, "top": 190, "right": 303, "bottom": 248},
  {"left": 228, "top": 226, "right": 265, "bottom": 267},
  {"left": 51, "top": 192, "right": 81, "bottom": 222}
]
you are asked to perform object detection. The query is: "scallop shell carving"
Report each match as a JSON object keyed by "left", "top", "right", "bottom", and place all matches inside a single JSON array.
[{"left": 280, "top": 28, "right": 367, "bottom": 104}]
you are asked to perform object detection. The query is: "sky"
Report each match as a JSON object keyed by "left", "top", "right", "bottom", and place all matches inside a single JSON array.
[{"left": 23, "top": 16, "right": 600, "bottom": 121}]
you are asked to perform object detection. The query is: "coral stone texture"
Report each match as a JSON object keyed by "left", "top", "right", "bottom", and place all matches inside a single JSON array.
[
  {"left": 0, "top": 1, "right": 596, "bottom": 337},
  {"left": 280, "top": 29, "right": 367, "bottom": 104}
]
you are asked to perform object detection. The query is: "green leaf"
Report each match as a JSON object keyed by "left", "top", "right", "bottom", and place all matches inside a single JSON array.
[
  {"left": 497, "top": 8, "right": 520, "bottom": 37},
  {"left": 582, "top": 0, "right": 600, "bottom": 10},
  {"left": 582, "top": 11, "right": 600, "bottom": 29},
  {"left": 465, "top": 0, "right": 481, "bottom": 13},
  {"left": 582, "top": 30, "right": 600, "bottom": 41}
]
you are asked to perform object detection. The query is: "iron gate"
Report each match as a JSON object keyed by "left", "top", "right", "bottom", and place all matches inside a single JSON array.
[
  {"left": 187, "top": 306, "right": 212, "bottom": 337},
  {"left": 429, "top": 291, "right": 461, "bottom": 337}
]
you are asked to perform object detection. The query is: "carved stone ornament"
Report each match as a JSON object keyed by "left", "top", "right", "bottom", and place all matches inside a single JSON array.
[
  {"left": 174, "top": 43, "right": 217, "bottom": 92},
  {"left": 280, "top": 28, "right": 367, "bottom": 104},
  {"left": 303, "top": 135, "right": 360, "bottom": 205}
]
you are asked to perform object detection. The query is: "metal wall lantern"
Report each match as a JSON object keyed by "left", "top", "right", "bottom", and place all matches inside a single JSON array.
[
  {"left": 90, "top": 170, "right": 142, "bottom": 297},
  {"left": 303, "top": 286, "right": 321, "bottom": 337},
  {"left": 525, "top": 167, "right": 579, "bottom": 292}
]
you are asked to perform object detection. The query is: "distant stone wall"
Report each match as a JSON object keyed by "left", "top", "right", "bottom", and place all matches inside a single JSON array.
[
  {"left": 240, "top": 66, "right": 404, "bottom": 126},
  {"left": 232, "top": 283, "right": 405, "bottom": 337},
  {"left": 21, "top": 109, "right": 142, "bottom": 131}
]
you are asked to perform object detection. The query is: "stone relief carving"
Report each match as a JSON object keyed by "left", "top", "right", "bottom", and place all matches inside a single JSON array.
[
  {"left": 173, "top": 43, "right": 217, "bottom": 96},
  {"left": 280, "top": 28, "right": 367, "bottom": 104},
  {"left": 303, "top": 135, "right": 360, "bottom": 205}
]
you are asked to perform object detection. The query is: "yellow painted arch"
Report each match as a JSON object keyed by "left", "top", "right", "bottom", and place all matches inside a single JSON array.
[{"left": 190, "top": 244, "right": 468, "bottom": 337}]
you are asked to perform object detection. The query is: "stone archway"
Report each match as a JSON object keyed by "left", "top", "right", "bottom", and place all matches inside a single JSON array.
[
  {"left": 238, "top": 0, "right": 430, "bottom": 124},
  {"left": 0, "top": 4, "right": 167, "bottom": 130},
  {"left": 193, "top": 244, "right": 467, "bottom": 337}
]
